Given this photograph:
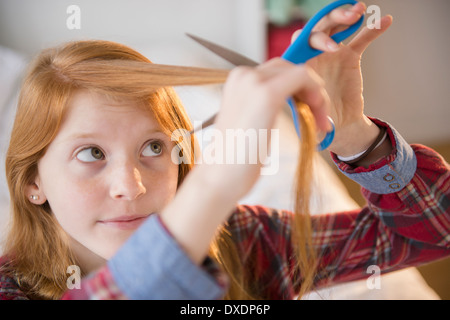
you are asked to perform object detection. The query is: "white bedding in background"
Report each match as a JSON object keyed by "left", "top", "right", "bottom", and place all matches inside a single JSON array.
[
  {"left": 0, "top": 46, "right": 27, "bottom": 248},
  {"left": 0, "top": 43, "right": 440, "bottom": 299}
]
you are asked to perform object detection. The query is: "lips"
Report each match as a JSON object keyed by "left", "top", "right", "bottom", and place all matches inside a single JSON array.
[{"left": 98, "top": 214, "right": 151, "bottom": 230}]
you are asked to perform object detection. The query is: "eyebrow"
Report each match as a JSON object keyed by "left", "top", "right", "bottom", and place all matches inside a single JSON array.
[{"left": 63, "top": 129, "right": 168, "bottom": 142}]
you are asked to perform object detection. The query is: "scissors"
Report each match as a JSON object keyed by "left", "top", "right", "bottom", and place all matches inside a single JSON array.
[{"left": 188, "top": 0, "right": 364, "bottom": 151}]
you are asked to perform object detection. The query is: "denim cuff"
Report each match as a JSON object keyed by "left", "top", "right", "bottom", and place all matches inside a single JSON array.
[
  {"left": 332, "top": 119, "right": 417, "bottom": 194},
  {"left": 108, "top": 214, "right": 225, "bottom": 299}
]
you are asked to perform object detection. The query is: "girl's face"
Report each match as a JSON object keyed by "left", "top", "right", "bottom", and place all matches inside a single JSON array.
[{"left": 32, "top": 90, "right": 179, "bottom": 269}]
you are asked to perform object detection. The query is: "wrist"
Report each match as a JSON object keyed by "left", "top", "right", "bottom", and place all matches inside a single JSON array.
[
  {"left": 160, "top": 164, "right": 237, "bottom": 264},
  {"left": 351, "top": 133, "right": 392, "bottom": 168},
  {"left": 329, "top": 115, "right": 380, "bottom": 156},
  {"left": 336, "top": 127, "right": 387, "bottom": 164}
]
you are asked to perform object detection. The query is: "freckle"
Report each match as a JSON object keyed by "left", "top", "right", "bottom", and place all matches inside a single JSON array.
[{"left": 75, "top": 177, "right": 101, "bottom": 197}]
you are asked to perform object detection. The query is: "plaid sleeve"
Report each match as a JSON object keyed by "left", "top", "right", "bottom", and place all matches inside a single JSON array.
[
  {"left": 0, "top": 274, "right": 29, "bottom": 300},
  {"left": 227, "top": 120, "right": 449, "bottom": 298},
  {"left": 313, "top": 119, "right": 450, "bottom": 286}
]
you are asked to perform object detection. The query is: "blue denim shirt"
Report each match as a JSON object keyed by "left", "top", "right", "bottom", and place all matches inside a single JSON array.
[{"left": 108, "top": 213, "right": 224, "bottom": 300}]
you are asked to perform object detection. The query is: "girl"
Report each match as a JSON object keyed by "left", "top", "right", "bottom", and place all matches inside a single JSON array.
[{"left": 1, "top": 3, "right": 449, "bottom": 300}]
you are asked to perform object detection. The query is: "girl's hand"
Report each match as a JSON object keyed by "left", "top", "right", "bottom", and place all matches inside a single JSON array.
[
  {"left": 293, "top": 2, "right": 393, "bottom": 157},
  {"left": 162, "top": 60, "right": 329, "bottom": 264},
  {"left": 206, "top": 59, "right": 330, "bottom": 202}
]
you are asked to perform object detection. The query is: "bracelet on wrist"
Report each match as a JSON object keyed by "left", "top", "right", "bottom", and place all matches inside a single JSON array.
[{"left": 336, "top": 126, "right": 387, "bottom": 164}]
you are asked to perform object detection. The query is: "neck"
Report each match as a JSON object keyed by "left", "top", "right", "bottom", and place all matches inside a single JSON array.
[{"left": 69, "top": 238, "right": 106, "bottom": 274}]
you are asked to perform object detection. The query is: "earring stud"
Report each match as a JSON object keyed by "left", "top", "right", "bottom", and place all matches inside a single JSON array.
[{"left": 30, "top": 195, "right": 39, "bottom": 201}]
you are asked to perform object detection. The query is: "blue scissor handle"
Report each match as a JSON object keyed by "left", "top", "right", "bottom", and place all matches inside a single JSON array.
[
  {"left": 281, "top": 0, "right": 364, "bottom": 150},
  {"left": 282, "top": 0, "right": 364, "bottom": 64}
]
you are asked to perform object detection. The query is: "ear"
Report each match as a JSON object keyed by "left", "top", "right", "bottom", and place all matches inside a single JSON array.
[{"left": 25, "top": 176, "right": 47, "bottom": 205}]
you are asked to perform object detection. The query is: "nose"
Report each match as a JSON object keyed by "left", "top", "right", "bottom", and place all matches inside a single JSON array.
[{"left": 109, "top": 163, "right": 146, "bottom": 201}]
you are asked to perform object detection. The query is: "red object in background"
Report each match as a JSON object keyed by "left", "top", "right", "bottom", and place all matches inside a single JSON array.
[{"left": 267, "top": 20, "right": 306, "bottom": 60}]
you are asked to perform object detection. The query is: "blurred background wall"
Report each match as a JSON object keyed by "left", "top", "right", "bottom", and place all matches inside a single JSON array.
[
  {"left": 0, "top": 0, "right": 449, "bottom": 144},
  {"left": 0, "top": 0, "right": 266, "bottom": 65}
]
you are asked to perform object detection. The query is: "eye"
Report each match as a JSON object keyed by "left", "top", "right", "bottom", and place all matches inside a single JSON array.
[
  {"left": 142, "top": 141, "right": 163, "bottom": 157},
  {"left": 76, "top": 147, "right": 105, "bottom": 162}
]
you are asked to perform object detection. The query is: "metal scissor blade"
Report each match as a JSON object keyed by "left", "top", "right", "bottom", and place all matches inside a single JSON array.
[
  {"left": 185, "top": 33, "right": 259, "bottom": 135},
  {"left": 188, "top": 113, "right": 216, "bottom": 136},
  {"left": 186, "top": 33, "right": 259, "bottom": 67},
  {"left": 186, "top": 33, "right": 291, "bottom": 135}
]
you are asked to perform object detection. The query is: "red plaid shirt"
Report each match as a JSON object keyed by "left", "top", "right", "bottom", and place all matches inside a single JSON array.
[
  {"left": 217, "top": 143, "right": 450, "bottom": 298},
  {"left": 1, "top": 125, "right": 449, "bottom": 300}
]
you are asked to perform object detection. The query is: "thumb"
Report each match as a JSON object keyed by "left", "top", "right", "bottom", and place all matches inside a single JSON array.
[
  {"left": 348, "top": 15, "right": 393, "bottom": 55},
  {"left": 291, "top": 29, "right": 302, "bottom": 44}
]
